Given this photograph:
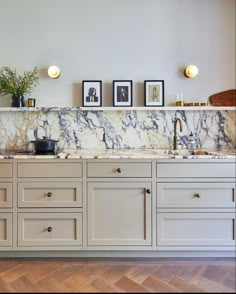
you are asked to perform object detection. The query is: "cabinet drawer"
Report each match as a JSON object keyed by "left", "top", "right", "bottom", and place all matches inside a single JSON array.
[
  {"left": 87, "top": 162, "right": 151, "bottom": 178},
  {"left": 157, "top": 212, "right": 235, "bottom": 246},
  {"left": 18, "top": 182, "right": 82, "bottom": 208},
  {"left": 0, "top": 183, "right": 12, "bottom": 208},
  {"left": 0, "top": 213, "right": 12, "bottom": 247},
  {"left": 18, "top": 213, "right": 82, "bottom": 246},
  {"left": 157, "top": 183, "right": 235, "bottom": 208},
  {"left": 18, "top": 162, "right": 82, "bottom": 178},
  {"left": 157, "top": 163, "right": 235, "bottom": 178},
  {"left": 0, "top": 163, "right": 12, "bottom": 178}
]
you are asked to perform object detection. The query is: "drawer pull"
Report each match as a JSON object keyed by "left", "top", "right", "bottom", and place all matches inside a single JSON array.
[
  {"left": 193, "top": 193, "right": 200, "bottom": 198},
  {"left": 116, "top": 168, "right": 122, "bottom": 173},
  {"left": 47, "top": 227, "right": 52, "bottom": 232},
  {"left": 146, "top": 189, "right": 151, "bottom": 194},
  {"left": 47, "top": 192, "right": 53, "bottom": 197}
]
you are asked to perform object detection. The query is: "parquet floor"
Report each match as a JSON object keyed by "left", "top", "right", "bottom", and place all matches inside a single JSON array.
[{"left": 0, "top": 258, "right": 235, "bottom": 293}]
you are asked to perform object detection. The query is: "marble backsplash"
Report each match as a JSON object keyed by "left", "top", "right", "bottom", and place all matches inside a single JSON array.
[{"left": 0, "top": 109, "right": 235, "bottom": 151}]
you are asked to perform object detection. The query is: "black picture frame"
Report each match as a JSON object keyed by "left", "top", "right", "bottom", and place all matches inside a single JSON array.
[
  {"left": 113, "top": 80, "right": 133, "bottom": 107},
  {"left": 82, "top": 80, "right": 102, "bottom": 107},
  {"left": 144, "top": 80, "right": 164, "bottom": 107}
]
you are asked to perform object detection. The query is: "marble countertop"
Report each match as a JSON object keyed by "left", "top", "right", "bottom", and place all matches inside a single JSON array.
[{"left": 0, "top": 149, "right": 235, "bottom": 160}]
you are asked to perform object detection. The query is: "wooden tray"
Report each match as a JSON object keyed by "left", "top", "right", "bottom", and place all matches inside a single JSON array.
[{"left": 209, "top": 89, "right": 236, "bottom": 106}]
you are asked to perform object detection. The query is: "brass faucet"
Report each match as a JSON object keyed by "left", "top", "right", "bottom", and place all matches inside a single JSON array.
[{"left": 173, "top": 118, "right": 183, "bottom": 150}]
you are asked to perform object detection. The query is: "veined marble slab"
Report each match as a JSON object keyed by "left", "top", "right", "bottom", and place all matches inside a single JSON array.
[
  {"left": 0, "top": 109, "right": 235, "bottom": 151},
  {"left": 0, "top": 148, "right": 235, "bottom": 160}
]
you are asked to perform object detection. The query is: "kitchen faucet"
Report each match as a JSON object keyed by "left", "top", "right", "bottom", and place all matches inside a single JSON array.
[{"left": 173, "top": 118, "right": 183, "bottom": 150}]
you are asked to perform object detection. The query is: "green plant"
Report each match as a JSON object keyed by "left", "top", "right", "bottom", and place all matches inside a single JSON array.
[{"left": 0, "top": 66, "right": 39, "bottom": 97}]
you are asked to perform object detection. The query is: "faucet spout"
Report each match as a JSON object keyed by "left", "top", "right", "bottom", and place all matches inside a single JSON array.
[{"left": 173, "top": 118, "right": 183, "bottom": 150}]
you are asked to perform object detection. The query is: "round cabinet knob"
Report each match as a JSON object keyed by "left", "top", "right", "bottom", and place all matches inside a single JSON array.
[
  {"left": 47, "top": 227, "right": 52, "bottom": 232},
  {"left": 146, "top": 189, "right": 151, "bottom": 194},
  {"left": 47, "top": 192, "right": 52, "bottom": 197},
  {"left": 116, "top": 168, "right": 121, "bottom": 173},
  {"left": 194, "top": 193, "right": 200, "bottom": 198}
]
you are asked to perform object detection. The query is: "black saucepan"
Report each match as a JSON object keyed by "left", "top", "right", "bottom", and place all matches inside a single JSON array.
[{"left": 31, "top": 137, "right": 58, "bottom": 153}]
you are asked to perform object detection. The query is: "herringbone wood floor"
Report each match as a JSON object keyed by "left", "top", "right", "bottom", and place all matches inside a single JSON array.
[{"left": 0, "top": 258, "right": 235, "bottom": 293}]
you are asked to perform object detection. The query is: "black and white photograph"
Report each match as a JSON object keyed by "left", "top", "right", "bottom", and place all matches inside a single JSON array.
[
  {"left": 82, "top": 80, "right": 102, "bottom": 107},
  {"left": 113, "top": 80, "right": 133, "bottom": 106},
  {"left": 144, "top": 80, "right": 164, "bottom": 106}
]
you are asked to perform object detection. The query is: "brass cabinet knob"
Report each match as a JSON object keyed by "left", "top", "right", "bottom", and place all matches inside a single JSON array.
[
  {"left": 116, "top": 168, "right": 121, "bottom": 173},
  {"left": 47, "top": 227, "right": 52, "bottom": 232},
  {"left": 146, "top": 189, "right": 151, "bottom": 194},
  {"left": 194, "top": 193, "right": 200, "bottom": 198},
  {"left": 47, "top": 192, "right": 52, "bottom": 197}
]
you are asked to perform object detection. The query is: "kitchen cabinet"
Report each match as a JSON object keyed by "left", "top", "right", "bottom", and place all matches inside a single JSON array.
[
  {"left": 18, "top": 212, "right": 82, "bottom": 247},
  {"left": 157, "top": 212, "right": 235, "bottom": 246},
  {"left": 0, "top": 213, "right": 12, "bottom": 247},
  {"left": 18, "top": 162, "right": 82, "bottom": 178},
  {"left": 0, "top": 162, "right": 13, "bottom": 248},
  {"left": 156, "top": 161, "right": 235, "bottom": 250},
  {"left": 0, "top": 158, "right": 235, "bottom": 256},
  {"left": 18, "top": 182, "right": 82, "bottom": 208},
  {"left": 0, "top": 183, "right": 12, "bottom": 208},
  {"left": 87, "top": 182, "right": 152, "bottom": 246}
]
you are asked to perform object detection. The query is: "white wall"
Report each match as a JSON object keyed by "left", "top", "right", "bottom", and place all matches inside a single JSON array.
[{"left": 0, "top": 0, "right": 235, "bottom": 107}]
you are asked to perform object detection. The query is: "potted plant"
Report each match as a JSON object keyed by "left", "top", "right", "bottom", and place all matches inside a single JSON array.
[{"left": 0, "top": 66, "right": 39, "bottom": 107}]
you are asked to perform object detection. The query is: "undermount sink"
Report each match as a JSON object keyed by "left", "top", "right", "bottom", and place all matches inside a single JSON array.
[{"left": 163, "top": 149, "right": 217, "bottom": 156}]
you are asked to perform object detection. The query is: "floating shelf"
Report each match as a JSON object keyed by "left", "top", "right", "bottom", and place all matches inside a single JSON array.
[{"left": 0, "top": 106, "right": 235, "bottom": 112}]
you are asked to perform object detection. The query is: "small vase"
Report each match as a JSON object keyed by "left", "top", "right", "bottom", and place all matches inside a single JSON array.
[{"left": 12, "top": 95, "right": 25, "bottom": 107}]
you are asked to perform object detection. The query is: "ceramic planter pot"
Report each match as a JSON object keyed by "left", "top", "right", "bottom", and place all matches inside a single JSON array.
[{"left": 12, "top": 95, "right": 25, "bottom": 107}]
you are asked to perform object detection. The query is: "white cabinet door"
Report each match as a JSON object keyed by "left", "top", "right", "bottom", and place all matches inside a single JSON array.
[
  {"left": 157, "top": 183, "right": 235, "bottom": 208},
  {"left": 157, "top": 212, "right": 235, "bottom": 247},
  {"left": 0, "top": 183, "right": 12, "bottom": 208},
  {"left": 18, "top": 182, "right": 82, "bottom": 208},
  {"left": 0, "top": 213, "right": 12, "bottom": 247},
  {"left": 88, "top": 182, "right": 152, "bottom": 246},
  {"left": 18, "top": 213, "right": 82, "bottom": 247}
]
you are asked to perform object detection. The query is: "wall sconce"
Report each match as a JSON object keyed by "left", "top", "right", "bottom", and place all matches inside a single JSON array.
[
  {"left": 184, "top": 65, "right": 199, "bottom": 78},
  {"left": 47, "top": 66, "right": 61, "bottom": 79}
]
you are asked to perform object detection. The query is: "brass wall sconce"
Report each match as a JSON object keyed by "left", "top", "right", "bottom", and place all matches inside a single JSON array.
[
  {"left": 47, "top": 66, "right": 61, "bottom": 79},
  {"left": 184, "top": 65, "right": 199, "bottom": 78}
]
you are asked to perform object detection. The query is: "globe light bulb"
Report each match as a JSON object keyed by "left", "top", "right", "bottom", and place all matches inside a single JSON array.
[
  {"left": 48, "top": 66, "right": 61, "bottom": 79},
  {"left": 184, "top": 65, "right": 199, "bottom": 78}
]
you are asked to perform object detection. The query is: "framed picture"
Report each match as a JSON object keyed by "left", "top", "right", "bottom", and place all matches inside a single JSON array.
[
  {"left": 144, "top": 80, "right": 164, "bottom": 106},
  {"left": 82, "top": 80, "right": 102, "bottom": 107},
  {"left": 113, "top": 80, "right": 133, "bottom": 107}
]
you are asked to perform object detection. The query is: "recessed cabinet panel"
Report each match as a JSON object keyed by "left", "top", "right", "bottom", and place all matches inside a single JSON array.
[
  {"left": 0, "top": 213, "right": 12, "bottom": 247},
  {"left": 0, "top": 163, "right": 12, "bottom": 178},
  {"left": 18, "top": 213, "right": 82, "bottom": 246},
  {"left": 157, "top": 163, "right": 235, "bottom": 178},
  {"left": 18, "top": 182, "right": 82, "bottom": 207},
  {"left": 157, "top": 213, "right": 235, "bottom": 246},
  {"left": 87, "top": 162, "right": 151, "bottom": 178},
  {"left": 18, "top": 162, "right": 82, "bottom": 178},
  {"left": 0, "top": 183, "right": 12, "bottom": 208},
  {"left": 88, "top": 182, "right": 152, "bottom": 246},
  {"left": 157, "top": 183, "right": 235, "bottom": 208}
]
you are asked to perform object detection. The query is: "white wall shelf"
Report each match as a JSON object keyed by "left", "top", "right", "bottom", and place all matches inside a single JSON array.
[{"left": 0, "top": 106, "right": 235, "bottom": 112}]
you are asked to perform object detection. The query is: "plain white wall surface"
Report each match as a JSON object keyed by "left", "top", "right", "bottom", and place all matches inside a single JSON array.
[{"left": 0, "top": 0, "right": 235, "bottom": 107}]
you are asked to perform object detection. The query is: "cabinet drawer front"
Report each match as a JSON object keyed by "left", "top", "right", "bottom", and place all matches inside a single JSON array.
[
  {"left": 157, "top": 213, "right": 235, "bottom": 246},
  {"left": 0, "top": 183, "right": 12, "bottom": 208},
  {"left": 0, "top": 213, "right": 12, "bottom": 247},
  {"left": 18, "top": 213, "right": 82, "bottom": 246},
  {"left": 0, "top": 163, "right": 12, "bottom": 178},
  {"left": 18, "top": 182, "right": 82, "bottom": 208},
  {"left": 87, "top": 162, "right": 151, "bottom": 178},
  {"left": 18, "top": 162, "right": 82, "bottom": 178},
  {"left": 157, "top": 183, "right": 235, "bottom": 208},
  {"left": 157, "top": 163, "right": 235, "bottom": 178}
]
